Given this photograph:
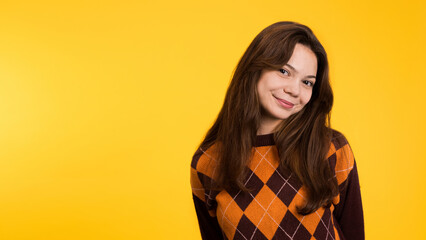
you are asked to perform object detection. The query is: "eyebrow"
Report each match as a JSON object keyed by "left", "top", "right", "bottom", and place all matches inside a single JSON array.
[{"left": 285, "top": 64, "right": 316, "bottom": 79}]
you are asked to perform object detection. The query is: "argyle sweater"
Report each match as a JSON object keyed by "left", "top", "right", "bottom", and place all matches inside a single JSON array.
[{"left": 190, "top": 130, "right": 364, "bottom": 240}]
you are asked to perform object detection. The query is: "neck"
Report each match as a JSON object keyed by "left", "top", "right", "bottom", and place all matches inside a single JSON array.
[{"left": 257, "top": 117, "right": 282, "bottom": 135}]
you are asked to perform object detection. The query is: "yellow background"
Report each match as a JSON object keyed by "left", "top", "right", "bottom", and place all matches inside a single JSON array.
[{"left": 1, "top": 0, "right": 425, "bottom": 239}]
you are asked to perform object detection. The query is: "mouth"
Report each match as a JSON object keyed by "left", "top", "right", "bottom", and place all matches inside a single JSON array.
[{"left": 274, "top": 96, "right": 294, "bottom": 108}]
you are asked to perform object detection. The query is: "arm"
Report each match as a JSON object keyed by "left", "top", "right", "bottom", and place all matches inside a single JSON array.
[
  {"left": 192, "top": 194, "right": 224, "bottom": 240},
  {"left": 190, "top": 148, "right": 224, "bottom": 239},
  {"left": 333, "top": 160, "right": 365, "bottom": 240}
]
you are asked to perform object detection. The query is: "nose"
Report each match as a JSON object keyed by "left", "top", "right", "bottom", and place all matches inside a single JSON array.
[{"left": 283, "top": 78, "right": 300, "bottom": 97}]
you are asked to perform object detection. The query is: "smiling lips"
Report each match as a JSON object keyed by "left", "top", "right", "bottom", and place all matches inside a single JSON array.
[{"left": 274, "top": 96, "right": 295, "bottom": 109}]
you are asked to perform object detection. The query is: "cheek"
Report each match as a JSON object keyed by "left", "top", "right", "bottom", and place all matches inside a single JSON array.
[
  {"left": 257, "top": 83, "right": 273, "bottom": 101},
  {"left": 300, "top": 91, "right": 313, "bottom": 105}
]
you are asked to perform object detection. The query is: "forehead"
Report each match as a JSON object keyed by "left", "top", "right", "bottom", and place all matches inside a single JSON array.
[{"left": 286, "top": 43, "right": 318, "bottom": 75}]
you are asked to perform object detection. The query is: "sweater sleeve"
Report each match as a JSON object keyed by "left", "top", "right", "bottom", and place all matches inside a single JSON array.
[
  {"left": 192, "top": 194, "right": 224, "bottom": 239},
  {"left": 190, "top": 147, "right": 224, "bottom": 240},
  {"left": 331, "top": 133, "right": 365, "bottom": 240}
]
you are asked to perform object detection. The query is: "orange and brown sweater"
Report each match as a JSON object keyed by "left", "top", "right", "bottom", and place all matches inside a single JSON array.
[{"left": 190, "top": 130, "right": 364, "bottom": 240}]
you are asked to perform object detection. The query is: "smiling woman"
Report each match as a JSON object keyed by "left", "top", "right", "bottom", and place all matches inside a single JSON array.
[{"left": 190, "top": 21, "right": 364, "bottom": 240}]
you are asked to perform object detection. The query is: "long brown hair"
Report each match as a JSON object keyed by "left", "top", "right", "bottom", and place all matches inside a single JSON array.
[{"left": 197, "top": 21, "right": 337, "bottom": 215}]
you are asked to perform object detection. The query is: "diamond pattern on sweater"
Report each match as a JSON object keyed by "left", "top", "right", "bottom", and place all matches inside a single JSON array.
[
  {"left": 313, "top": 209, "right": 335, "bottom": 240},
  {"left": 191, "top": 130, "right": 358, "bottom": 240},
  {"left": 235, "top": 214, "right": 268, "bottom": 240},
  {"left": 231, "top": 169, "right": 264, "bottom": 211}
]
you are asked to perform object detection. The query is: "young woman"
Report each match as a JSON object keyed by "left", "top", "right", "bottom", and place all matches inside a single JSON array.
[{"left": 190, "top": 21, "right": 364, "bottom": 240}]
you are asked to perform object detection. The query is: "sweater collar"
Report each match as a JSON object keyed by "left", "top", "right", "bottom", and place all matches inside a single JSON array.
[{"left": 255, "top": 133, "right": 275, "bottom": 147}]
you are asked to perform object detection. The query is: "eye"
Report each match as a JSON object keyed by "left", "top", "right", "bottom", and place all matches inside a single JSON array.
[
  {"left": 279, "top": 68, "right": 289, "bottom": 75},
  {"left": 303, "top": 80, "right": 314, "bottom": 87}
]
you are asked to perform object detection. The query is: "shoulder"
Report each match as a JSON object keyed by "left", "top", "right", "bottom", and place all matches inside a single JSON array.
[
  {"left": 327, "top": 129, "right": 355, "bottom": 185},
  {"left": 330, "top": 129, "right": 350, "bottom": 150},
  {"left": 191, "top": 143, "right": 220, "bottom": 179},
  {"left": 190, "top": 143, "right": 220, "bottom": 198}
]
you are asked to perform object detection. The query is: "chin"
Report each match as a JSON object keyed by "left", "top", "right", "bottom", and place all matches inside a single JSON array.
[
  {"left": 275, "top": 113, "right": 292, "bottom": 120},
  {"left": 280, "top": 111, "right": 297, "bottom": 120}
]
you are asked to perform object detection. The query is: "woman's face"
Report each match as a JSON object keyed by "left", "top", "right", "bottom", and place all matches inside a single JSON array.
[{"left": 256, "top": 43, "right": 318, "bottom": 133}]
